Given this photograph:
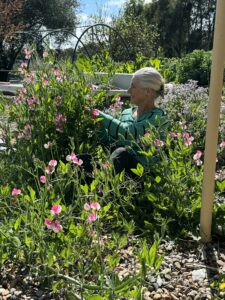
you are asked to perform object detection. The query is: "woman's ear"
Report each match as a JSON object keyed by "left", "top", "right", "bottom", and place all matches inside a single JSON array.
[{"left": 148, "top": 88, "right": 157, "bottom": 99}]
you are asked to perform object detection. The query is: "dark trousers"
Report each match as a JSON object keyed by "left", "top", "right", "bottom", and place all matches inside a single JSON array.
[
  {"left": 110, "top": 147, "right": 139, "bottom": 177},
  {"left": 78, "top": 147, "right": 139, "bottom": 177}
]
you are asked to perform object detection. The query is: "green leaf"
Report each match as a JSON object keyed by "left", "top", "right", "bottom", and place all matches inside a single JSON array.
[
  {"left": 35, "top": 83, "right": 40, "bottom": 92},
  {"left": 60, "top": 247, "right": 72, "bottom": 259},
  {"left": 147, "top": 193, "right": 156, "bottom": 201},
  {"left": 155, "top": 176, "right": 161, "bottom": 183},
  {"left": 25, "top": 235, "right": 31, "bottom": 248},
  {"left": 154, "top": 255, "right": 164, "bottom": 271},
  {"left": 115, "top": 274, "right": 140, "bottom": 293},
  {"left": 119, "top": 171, "right": 124, "bottom": 181},
  {"left": 47, "top": 252, "right": 55, "bottom": 267},
  {"left": 14, "top": 217, "right": 21, "bottom": 231},
  {"left": 139, "top": 240, "right": 148, "bottom": 262},
  {"left": 149, "top": 240, "right": 158, "bottom": 267},
  {"left": 27, "top": 186, "right": 36, "bottom": 201},
  {"left": 86, "top": 295, "right": 104, "bottom": 300},
  {"left": 103, "top": 202, "right": 111, "bottom": 214},
  {"left": 69, "top": 223, "right": 77, "bottom": 235},
  {"left": 107, "top": 254, "right": 120, "bottom": 268},
  {"left": 80, "top": 184, "right": 89, "bottom": 195},
  {"left": 59, "top": 160, "right": 68, "bottom": 174},
  {"left": 0, "top": 252, "right": 8, "bottom": 264},
  {"left": 131, "top": 163, "right": 144, "bottom": 176},
  {"left": 216, "top": 180, "right": 225, "bottom": 192},
  {"left": 90, "top": 179, "right": 98, "bottom": 192},
  {"left": 12, "top": 236, "right": 21, "bottom": 247}
]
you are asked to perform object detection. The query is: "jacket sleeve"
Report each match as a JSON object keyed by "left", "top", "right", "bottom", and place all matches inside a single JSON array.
[{"left": 98, "top": 110, "right": 168, "bottom": 141}]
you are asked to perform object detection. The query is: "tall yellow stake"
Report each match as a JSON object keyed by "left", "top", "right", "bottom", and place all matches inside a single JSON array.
[{"left": 200, "top": 0, "right": 225, "bottom": 242}]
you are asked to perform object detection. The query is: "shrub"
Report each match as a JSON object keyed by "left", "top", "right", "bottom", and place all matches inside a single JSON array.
[{"left": 176, "top": 50, "right": 212, "bottom": 86}]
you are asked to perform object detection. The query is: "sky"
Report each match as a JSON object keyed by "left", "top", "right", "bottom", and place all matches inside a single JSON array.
[
  {"left": 78, "top": 0, "right": 126, "bottom": 24},
  {"left": 62, "top": 0, "right": 152, "bottom": 47},
  {"left": 78, "top": 0, "right": 153, "bottom": 26}
]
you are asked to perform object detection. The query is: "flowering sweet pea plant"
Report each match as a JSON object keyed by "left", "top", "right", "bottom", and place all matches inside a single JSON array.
[{"left": 0, "top": 50, "right": 225, "bottom": 298}]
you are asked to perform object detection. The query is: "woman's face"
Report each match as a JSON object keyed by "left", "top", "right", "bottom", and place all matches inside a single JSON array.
[{"left": 127, "top": 77, "right": 147, "bottom": 105}]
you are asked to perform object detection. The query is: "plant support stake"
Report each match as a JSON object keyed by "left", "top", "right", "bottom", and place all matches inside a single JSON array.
[{"left": 200, "top": 0, "right": 225, "bottom": 242}]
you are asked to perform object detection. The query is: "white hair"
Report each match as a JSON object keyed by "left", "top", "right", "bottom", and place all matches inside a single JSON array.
[{"left": 133, "top": 67, "right": 165, "bottom": 97}]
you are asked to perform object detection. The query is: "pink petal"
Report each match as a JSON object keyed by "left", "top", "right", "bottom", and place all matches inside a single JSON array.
[
  {"left": 84, "top": 203, "right": 91, "bottom": 211},
  {"left": 12, "top": 188, "right": 22, "bottom": 197},
  {"left": 90, "top": 202, "right": 101, "bottom": 211},
  {"left": 49, "top": 160, "right": 57, "bottom": 167},
  {"left": 88, "top": 212, "right": 97, "bottom": 222},
  {"left": 51, "top": 204, "right": 62, "bottom": 215},
  {"left": 40, "top": 175, "right": 46, "bottom": 183}
]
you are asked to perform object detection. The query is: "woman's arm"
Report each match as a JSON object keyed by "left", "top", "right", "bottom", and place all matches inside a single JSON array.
[{"left": 98, "top": 110, "right": 169, "bottom": 141}]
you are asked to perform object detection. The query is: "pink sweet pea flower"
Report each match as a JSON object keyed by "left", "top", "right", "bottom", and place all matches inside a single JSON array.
[
  {"left": 88, "top": 212, "right": 97, "bottom": 222},
  {"left": 45, "top": 219, "right": 63, "bottom": 232},
  {"left": 24, "top": 48, "right": 34, "bottom": 59},
  {"left": 45, "top": 166, "right": 55, "bottom": 174},
  {"left": 43, "top": 51, "right": 49, "bottom": 58},
  {"left": 52, "top": 220, "right": 63, "bottom": 232},
  {"left": 21, "top": 62, "right": 27, "bottom": 68},
  {"left": 220, "top": 140, "right": 225, "bottom": 148},
  {"left": 145, "top": 132, "right": 150, "bottom": 138},
  {"left": 51, "top": 204, "right": 62, "bottom": 216},
  {"left": 23, "top": 123, "right": 32, "bottom": 140},
  {"left": 84, "top": 203, "right": 91, "bottom": 211},
  {"left": 179, "top": 121, "right": 187, "bottom": 130},
  {"left": 17, "top": 132, "right": 24, "bottom": 139},
  {"left": 40, "top": 175, "right": 46, "bottom": 183},
  {"left": 52, "top": 220, "right": 63, "bottom": 233},
  {"left": 183, "top": 132, "right": 194, "bottom": 146},
  {"left": 193, "top": 150, "right": 202, "bottom": 160},
  {"left": 155, "top": 139, "right": 164, "bottom": 147},
  {"left": 43, "top": 79, "right": 49, "bottom": 87},
  {"left": 44, "top": 218, "right": 53, "bottom": 229},
  {"left": 54, "top": 112, "right": 67, "bottom": 132},
  {"left": 170, "top": 132, "right": 179, "bottom": 138},
  {"left": 91, "top": 109, "right": 100, "bottom": 119},
  {"left": 49, "top": 160, "right": 57, "bottom": 167},
  {"left": 66, "top": 152, "right": 83, "bottom": 166},
  {"left": 193, "top": 150, "right": 203, "bottom": 166},
  {"left": 90, "top": 202, "right": 101, "bottom": 211},
  {"left": 12, "top": 188, "right": 22, "bottom": 197}
]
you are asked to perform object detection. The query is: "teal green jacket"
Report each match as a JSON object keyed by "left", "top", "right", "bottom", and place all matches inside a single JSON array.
[{"left": 98, "top": 107, "right": 169, "bottom": 168}]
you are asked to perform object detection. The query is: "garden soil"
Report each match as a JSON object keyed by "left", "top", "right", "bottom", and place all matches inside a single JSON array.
[{"left": 0, "top": 238, "right": 225, "bottom": 299}]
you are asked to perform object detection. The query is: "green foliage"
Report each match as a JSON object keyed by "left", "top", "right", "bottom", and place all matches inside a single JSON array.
[
  {"left": 176, "top": 50, "right": 212, "bottom": 86},
  {"left": 0, "top": 50, "right": 225, "bottom": 297},
  {"left": 0, "top": 0, "right": 79, "bottom": 79},
  {"left": 119, "top": 0, "right": 216, "bottom": 58}
]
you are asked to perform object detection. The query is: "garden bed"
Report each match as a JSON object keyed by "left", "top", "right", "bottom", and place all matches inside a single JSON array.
[
  {"left": 0, "top": 54, "right": 225, "bottom": 299},
  {"left": 1, "top": 239, "right": 225, "bottom": 299}
]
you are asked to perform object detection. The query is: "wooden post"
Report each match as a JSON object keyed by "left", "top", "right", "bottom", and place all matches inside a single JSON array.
[{"left": 200, "top": 0, "right": 225, "bottom": 242}]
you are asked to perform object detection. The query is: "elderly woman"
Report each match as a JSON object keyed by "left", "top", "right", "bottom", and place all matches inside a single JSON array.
[{"left": 94, "top": 67, "right": 169, "bottom": 176}]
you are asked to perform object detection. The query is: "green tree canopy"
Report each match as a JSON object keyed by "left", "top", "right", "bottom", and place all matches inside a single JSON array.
[
  {"left": 115, "top": 0, "right": 216, "bottom": 59},
  {"left": 0, "top": 0, "right": 79, "bottom": 81},
  {"left": 111, "top": 0, "right": 159, "bottom": 61}
]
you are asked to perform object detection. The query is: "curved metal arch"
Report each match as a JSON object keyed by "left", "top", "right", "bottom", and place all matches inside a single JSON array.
[
  {"left": 38, "top": 29, "right": 79, "bottom": 45},
  {"left": 72, "top": 23, "right": 132, "bottom": 62},
  {"left": 37, "top": 29, "right": 83, "bottom": 63}
]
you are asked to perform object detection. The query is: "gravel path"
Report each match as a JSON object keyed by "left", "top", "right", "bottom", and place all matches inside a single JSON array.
[{"left": 1, "top": 239, "right": 225, "bottom": 299}]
